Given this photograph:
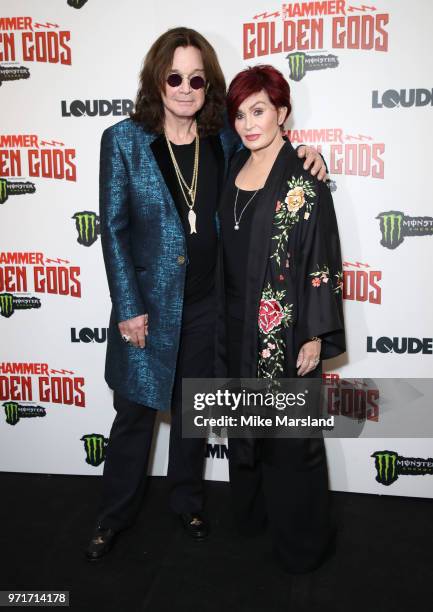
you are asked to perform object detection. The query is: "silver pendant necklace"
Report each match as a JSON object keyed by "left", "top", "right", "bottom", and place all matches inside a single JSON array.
[{"left": 233, "top": 186, "right": 260, "bottom": 230}]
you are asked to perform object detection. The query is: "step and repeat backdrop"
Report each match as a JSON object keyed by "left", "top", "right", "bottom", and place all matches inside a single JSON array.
[{"left": 1, "top": 0, "right": 432, "bottom": 497}]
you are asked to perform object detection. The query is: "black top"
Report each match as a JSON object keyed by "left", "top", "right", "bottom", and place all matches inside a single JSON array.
[
  {"left": 164, "top": 137, "right": 219, "bottom": 304},
  {"left": 220, "top": 183, "right": 262, "bottom": 319}
]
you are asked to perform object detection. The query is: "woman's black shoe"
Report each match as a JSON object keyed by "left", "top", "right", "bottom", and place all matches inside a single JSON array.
[
  {"left": 85, "top": 526, "right": 117, "bottom": 561},
  {"left": 179, "top": 513, "right": 209, "bottom": 540}
]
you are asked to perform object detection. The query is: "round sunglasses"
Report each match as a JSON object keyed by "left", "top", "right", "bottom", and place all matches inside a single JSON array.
[{"left": 166, "top": 73, "right": 206, "bottom": 90}]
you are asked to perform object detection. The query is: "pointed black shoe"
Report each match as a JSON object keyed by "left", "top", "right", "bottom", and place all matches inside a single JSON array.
[
  {"left": 179, "top": 513, "right": 209, "bottom": 540},
  {"left": 85, "top": 526, "right": 117, "bottom": 561}
]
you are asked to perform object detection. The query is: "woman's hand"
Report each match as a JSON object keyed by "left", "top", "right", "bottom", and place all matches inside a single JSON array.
[
  {"left": 297, "top": 145, "right": 328, "bottom": 182},
  {"left": 296, "top": 339, "right": 321, "bottom": 376},
  {"left": 118, "top": 314, "right": 149, "bottom": 348}
]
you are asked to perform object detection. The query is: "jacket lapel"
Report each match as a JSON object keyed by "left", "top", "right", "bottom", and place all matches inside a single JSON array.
[
  {"left": 149, "top": 134, "right": 180, "bottom": 204},
  {"left": 240, "top": 140, "right": 298, "bottom": 376}
]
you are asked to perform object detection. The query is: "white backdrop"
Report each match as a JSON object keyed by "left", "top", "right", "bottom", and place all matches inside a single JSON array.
[{"left": 1, "top": 0, "right": 432, "bottom": 498}]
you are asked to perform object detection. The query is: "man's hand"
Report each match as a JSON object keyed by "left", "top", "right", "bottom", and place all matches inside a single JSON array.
[
  {"left": 118, "top": 314, "right": 149, "bottom": 349},
  {"left": 296, "top": 340, "right": 321, "bottom": 376},
  {"left": 297, "top": 145, "right": 328, "bottom": 182}
]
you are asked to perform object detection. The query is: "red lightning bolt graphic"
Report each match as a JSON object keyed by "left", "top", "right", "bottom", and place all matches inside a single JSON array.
[
  {"left": 50, "top": 369, "right": 75, "bottom": 375},
  {"left": 345, "top": 134, "right": 373, "bottom": 141},
  {"left": 33, "top": 22, "right": 60, "bottom": 29},
  {"left": 253, "top": 11, "right": 280, "bottom": 19},
  {"left": 343, "top": 261, "right": 371, "bottom": 268},
  {"left": 347, "top": 5, "right": 377, "bottom": 12},
  {"left": 45, "top": 258, "right": 70, "bottom": 265},
  {"left": 40, "top": 140, "right": 65, "bottom": 147}
]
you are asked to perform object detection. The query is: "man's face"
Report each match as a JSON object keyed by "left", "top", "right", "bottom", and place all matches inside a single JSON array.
[{"left": 161, "top": 45, "right": 206, "bottom": 123}]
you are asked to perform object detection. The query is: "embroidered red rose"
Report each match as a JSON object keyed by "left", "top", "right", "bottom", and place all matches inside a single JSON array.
[{"left": 258, "top": 299, "right": 284, "bottom": 334}]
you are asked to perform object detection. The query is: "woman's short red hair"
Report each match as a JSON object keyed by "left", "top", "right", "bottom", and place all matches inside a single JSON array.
[{"left": 226, "top": 64, "right": 291, "bottom": 129}]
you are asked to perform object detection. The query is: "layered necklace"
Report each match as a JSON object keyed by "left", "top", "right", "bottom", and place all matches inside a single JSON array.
[{"left": 164, "top": 128, "right": 200, "bottom": 234}]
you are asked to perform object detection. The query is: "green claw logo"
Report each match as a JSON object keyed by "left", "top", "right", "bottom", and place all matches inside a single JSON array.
[
  {"left": 4, "top": 402, "right": 19, "bottom": 426},
  {"left": 81, "top": 434, "right": 108, "bottom": 466},
  {"left": 72, "top": 211, "right": 100, "bottom": 247},
  {"left": 287, "top": 52, "right": 306, "bottom": 81},
  {"left": 376, "top": 211, "right": 404, "bottom": 249},
  {"left": 372, "top": 451, "right": 398, "bottom": 485},
  {"left": 0, "top": 293, "right": 14, "bottom": 318},
  {"left": 67, "top": 0, "right": 88, "bottom": 8},
  {"left": 0, "top": 179, "right": 8, "bottom": 204}
]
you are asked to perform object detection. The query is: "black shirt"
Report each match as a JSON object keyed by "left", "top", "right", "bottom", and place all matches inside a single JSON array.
[
  {"left": 220, "top": 183, "right": 263, "bottom": 319},
  {"left": 165, "top": 137, "right": 219, "bottom": 304}
]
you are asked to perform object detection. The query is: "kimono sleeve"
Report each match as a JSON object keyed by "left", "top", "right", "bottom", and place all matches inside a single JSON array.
[
  {"left": 99, "top": 128, "right": 145, "bottom": 323},
  {"left": 294, "top": 181, "right": 346, "bottom": 360}
]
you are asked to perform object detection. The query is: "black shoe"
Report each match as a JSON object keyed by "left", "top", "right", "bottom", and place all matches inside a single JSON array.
[
  {"left": 179, "top": 513, "right": 209, "bottom": 540},
  {"left": 85, "top": 526, "right": 117, "bottom": 561}
]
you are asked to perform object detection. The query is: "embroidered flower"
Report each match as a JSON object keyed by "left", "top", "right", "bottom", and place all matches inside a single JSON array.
[
  {"left": 285, "top": 186, "right": 305, "bottom": 213},
  {"left": 258, "top": 299, "right": 284, "bottom": 334},
  {"left": 279, "top": 274, "right": 285, "bottom": 281},
  {"left": 258, "top": 285, "right": 294, "bottom": 379},
  {"left": 271, "top": 177, "right": 315, "bottom": 266},
  {"left": 310, "top": 264, "right": 330, "bottom": 288}
]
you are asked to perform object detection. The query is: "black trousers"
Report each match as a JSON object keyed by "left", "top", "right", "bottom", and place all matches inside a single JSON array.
[
  {"left": 96, "top": 294, "right": 215, "bottom": 531},
  {"left": 226, "top": 314, "right": 333, "bottom": 574}
]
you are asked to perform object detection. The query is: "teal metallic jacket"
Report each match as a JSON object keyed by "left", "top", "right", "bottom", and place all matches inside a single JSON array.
[{"left": 99, "top": 118, "right": 239, "bottom": 410}]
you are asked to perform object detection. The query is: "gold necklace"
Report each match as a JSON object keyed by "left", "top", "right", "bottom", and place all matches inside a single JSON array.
[{"left": 164, "top": 130, "right": 200, "bottom": 234}]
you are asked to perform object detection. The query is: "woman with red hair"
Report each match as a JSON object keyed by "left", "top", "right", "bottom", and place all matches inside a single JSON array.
[{"left": 218, "top": 65, "right": 346, "bottom": 573}]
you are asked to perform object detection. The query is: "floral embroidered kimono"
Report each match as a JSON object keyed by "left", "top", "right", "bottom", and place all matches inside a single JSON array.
[
  {"left": 217, "top": 140, "right": 345, "bottom": 573},
  {"left": 218, "top": 139, "right": 345, "bottom": 381}
]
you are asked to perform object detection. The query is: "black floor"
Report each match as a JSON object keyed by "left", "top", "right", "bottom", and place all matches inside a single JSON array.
[{"left": 1, "top": 473, "right": 432, "bottom": 612}]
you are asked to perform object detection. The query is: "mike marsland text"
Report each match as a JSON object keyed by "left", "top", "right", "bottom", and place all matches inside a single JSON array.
[{"left": 193, "top": 415, "right": 335, "bottom": 428}]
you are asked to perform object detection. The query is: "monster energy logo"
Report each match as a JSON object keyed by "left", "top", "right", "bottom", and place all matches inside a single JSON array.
[
  {"left": 81, "top": 434, "right": 108, "bottom": 466},
  {"left": 0, "top": 294, "right": 41, "bottom": 318},
  {"left": 372, "top": 451, "right": 398, "bottom": 486},
  {"left": 72, "top": 211, "right": 100, "bottom": 246},
  {"left": 372, "top": 450, "right": 433, "bottom": 485},
  {"left": 0, "top": 65, "right": 30, "bottom": 85},
  {"left": 287, "top": 52, "right": 306, "bottom": 81},
  {"left": 0, "top": 293, "right": 14, "bottom": 318},
  {"left": 67, "top": 0, "right": 88, "bottom": 7},
  {"left": 3, "top": 402, "right": 46, "bottom": 425},
  {"left": 286, "top": 52, "right": 339, "bottom": 81},
  {"left": 0, "top": 179, "right": 36, "bottom": 204},
  {"left": 0, "top": 179, "right": 7, "bottom": 204},
  {"left": 376, "top": 211, "right": 433, "bottom": 249}
]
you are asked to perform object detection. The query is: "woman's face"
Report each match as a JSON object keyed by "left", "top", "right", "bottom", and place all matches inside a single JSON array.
[
  {"left": 161, "top": 45, "right": 206, "bottom": 123},
  {"left": 234, "top": 89, "right": 287, "bottom": 152}
]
